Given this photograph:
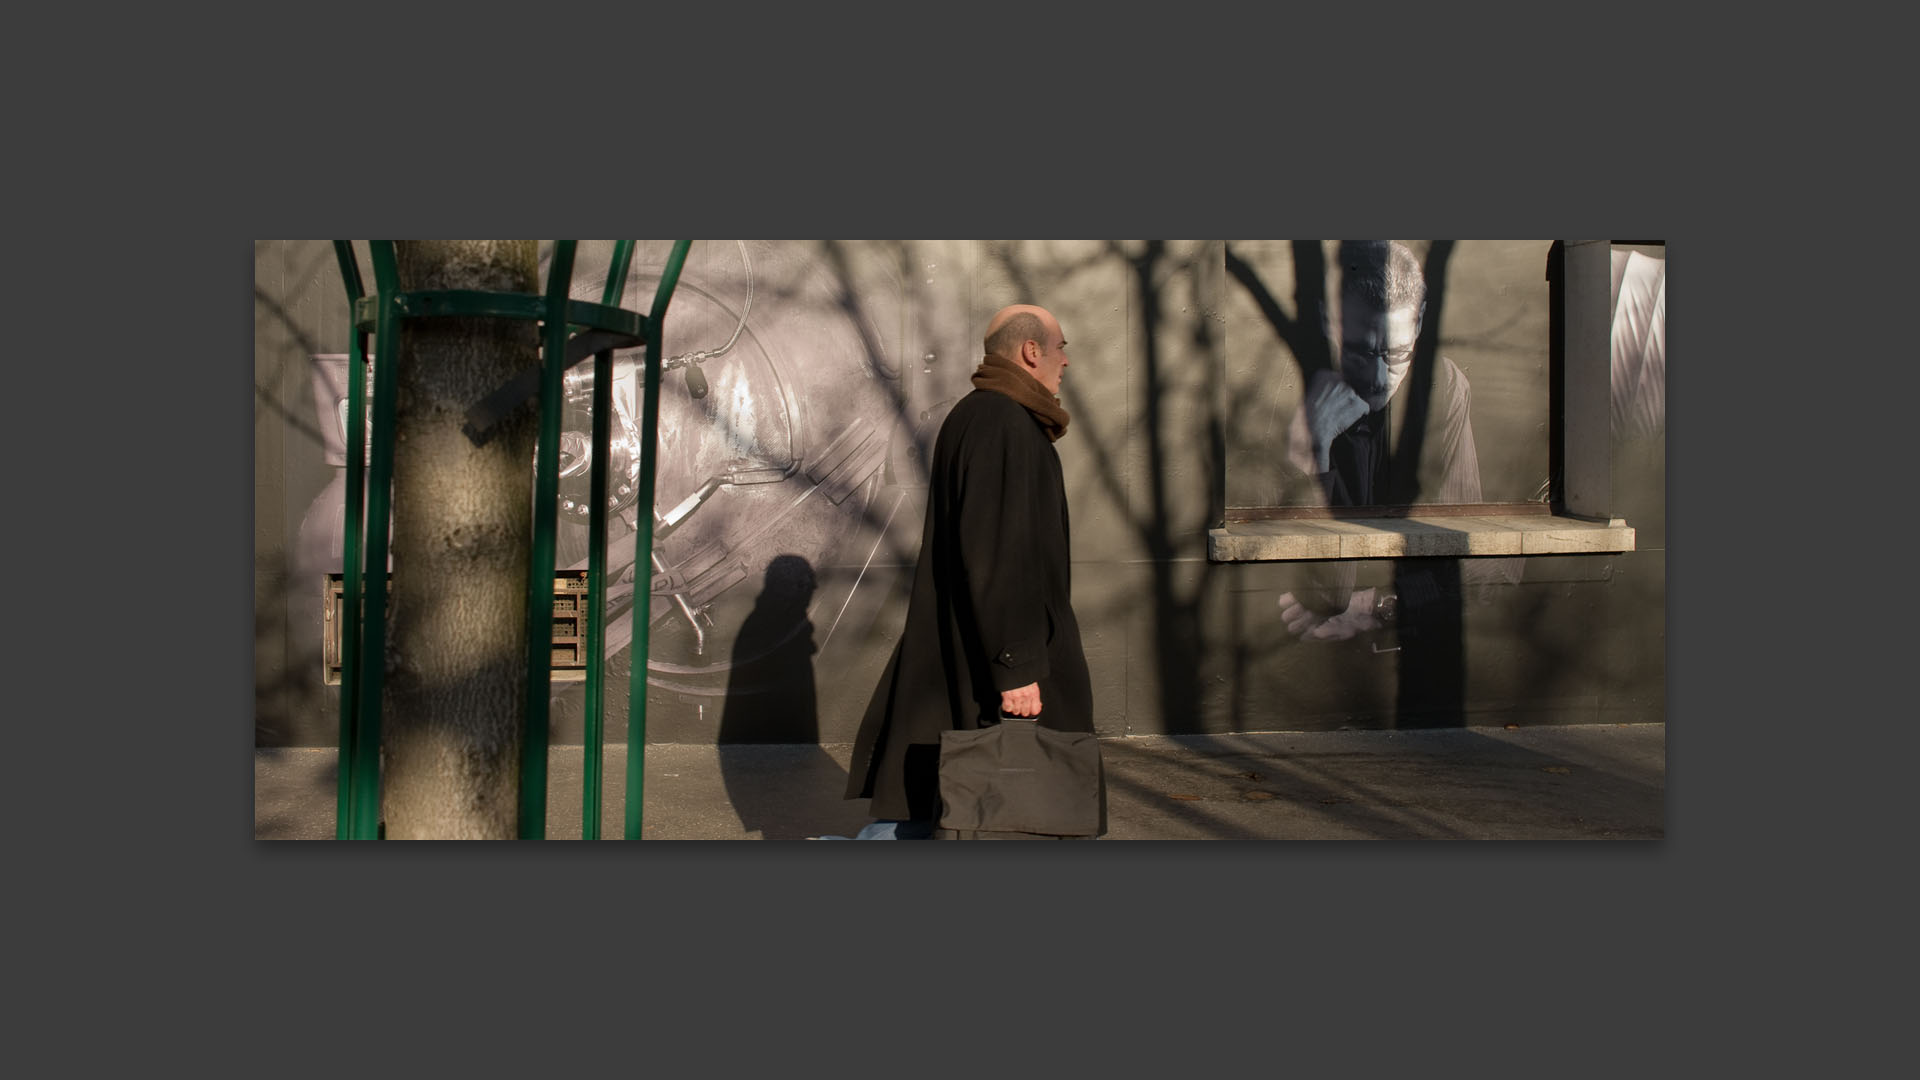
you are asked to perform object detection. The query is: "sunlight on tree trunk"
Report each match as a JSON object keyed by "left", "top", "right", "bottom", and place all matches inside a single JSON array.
[{"left": 381, "top": 241, "right": 539, "bottom": 839}]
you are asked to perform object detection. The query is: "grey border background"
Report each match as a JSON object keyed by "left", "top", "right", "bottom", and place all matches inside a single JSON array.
[{"left": 33, "top": 11, "right": 1845, "bottom": 1072}]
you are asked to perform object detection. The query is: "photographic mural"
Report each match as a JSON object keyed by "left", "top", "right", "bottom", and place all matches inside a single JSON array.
[
  {"left": 1219, "top": 240, "right": 1664, "bottom": 724},
  {"left": 261, "top": 239, "right": 1664, "bottom": 752},
  {"left": 291, "top": 240, "right": 982, "bottom": 746}
]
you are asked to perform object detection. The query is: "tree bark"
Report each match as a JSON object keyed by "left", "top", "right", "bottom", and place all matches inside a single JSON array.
[{"left": 381, "top": 241, "right": 540, "bottom": 839}]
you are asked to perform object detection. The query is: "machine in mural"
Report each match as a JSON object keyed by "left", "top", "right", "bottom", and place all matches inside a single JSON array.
[{"left": 295, "top": 240, "right": 955, "bottom": 743}]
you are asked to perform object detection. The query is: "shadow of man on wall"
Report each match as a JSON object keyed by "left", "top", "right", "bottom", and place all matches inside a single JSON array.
[{"left": 717, "top": 554, "right": 857, "bottom": 838}]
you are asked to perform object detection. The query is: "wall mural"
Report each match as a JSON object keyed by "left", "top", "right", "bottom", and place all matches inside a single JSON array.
[
  {"left": 1226, "top": 241, "right": 1529, "bottom": 667},
  {"left": 1222, "top": 240, "right": 1665, "bottom": 725},
  {"left": 274, "top": 239, "right": 1663, "bottom": 749},
  {"left": 295, "top": 240, "right": 949, "bottom": 746},
  {"left": 1280, "top": 240, "right": 1500, "bottom": 511}
]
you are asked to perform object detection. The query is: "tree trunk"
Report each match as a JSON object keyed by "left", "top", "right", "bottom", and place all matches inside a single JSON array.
[{"left": 381, "top": 241, "right": 540, "bottom": 839}]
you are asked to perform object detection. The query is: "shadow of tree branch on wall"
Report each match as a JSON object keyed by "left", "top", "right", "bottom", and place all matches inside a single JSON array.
[
  {"left": 1222, "top": 240, "right": 1473, "bottom": 729},
  {"left": 985, "top": 240, "right": 1230, "bottom": 736}
]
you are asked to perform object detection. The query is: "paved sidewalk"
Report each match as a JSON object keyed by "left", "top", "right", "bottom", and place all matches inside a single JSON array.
[{"left": 254, "top": 723, "right": 1664, "bottom": 840}]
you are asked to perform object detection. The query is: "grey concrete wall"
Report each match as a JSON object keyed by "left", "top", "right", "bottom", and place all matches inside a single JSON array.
[{"left": 253, "top": 239, "right": 1664, "bottom": 747}]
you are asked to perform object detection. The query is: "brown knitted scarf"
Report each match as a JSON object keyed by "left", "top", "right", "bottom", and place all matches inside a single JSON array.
[{"left": 970, "top": 355, "right": 1070, "bottom": 442}]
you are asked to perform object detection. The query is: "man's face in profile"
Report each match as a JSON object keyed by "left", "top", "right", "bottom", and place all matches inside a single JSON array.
[
  {"left": 1339, "top": 297, "right": 1422, "bottom": 412},
  {"left": 1030, "top": 319, "right": 1070, "bottom": 396}
]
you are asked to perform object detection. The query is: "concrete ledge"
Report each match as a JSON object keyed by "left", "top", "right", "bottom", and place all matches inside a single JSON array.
[{"left": 1208, "top": 514, "right": 1635, "bottom": 562}]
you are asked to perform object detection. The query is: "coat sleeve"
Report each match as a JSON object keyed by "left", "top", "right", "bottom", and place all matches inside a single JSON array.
[
  {"left": 1423, "top": 364, "right": 1520, "bottom": 591},
  {"left": 952, "top": 406, "right": 1052, "bottom": 692}
]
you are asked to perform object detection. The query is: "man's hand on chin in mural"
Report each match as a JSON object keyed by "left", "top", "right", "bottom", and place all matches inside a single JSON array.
[
  {"left": 1287, "top": 368, "right": 1371, "bottom": 475},
  {"left": 1278, "top": 586, "right": 1386, "bottom": 643}
]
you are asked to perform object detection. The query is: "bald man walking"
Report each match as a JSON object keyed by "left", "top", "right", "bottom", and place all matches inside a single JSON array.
[{"left": 837, "top": 304, "right": 1095, "bottom": 839}]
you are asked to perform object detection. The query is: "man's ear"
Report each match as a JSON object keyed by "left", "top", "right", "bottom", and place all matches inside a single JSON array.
[{"left": 1019, "top": 339, "right": 1041, "bottom": 368}]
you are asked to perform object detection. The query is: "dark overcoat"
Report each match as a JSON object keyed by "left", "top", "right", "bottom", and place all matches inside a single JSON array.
[{"left": 844, "top": 388, "right": 1093, "bottom": 821}]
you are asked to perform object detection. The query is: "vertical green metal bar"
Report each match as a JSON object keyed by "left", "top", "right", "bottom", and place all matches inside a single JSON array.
[
  {"left": 601, "top": 239, "right": 636, "bottom": 314},
  {"left": 581, "top": 240, "right": 637, "bottom": 840},
  {"left": 519, "top": 241, "right": 578, "bottom": 839},
  {"left": 582, "top": 341, "right": 609, "bottom": 841},
  {"left": 626, "top": 239, "right": 693, "bottom": 839},
  {"left": 352, "top": 241, "right": 403, "bottom": 840},
  {"left": 332, "top": 242, "right": 366, "bottom": 841}
]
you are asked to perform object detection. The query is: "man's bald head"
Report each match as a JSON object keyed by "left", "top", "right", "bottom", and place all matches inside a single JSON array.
[
  {"left": 983, "top": 304, "right": 1071, "bottom": 396},
  {"left": 984, "top": 304, "right": 1058, "bottom": 361}
]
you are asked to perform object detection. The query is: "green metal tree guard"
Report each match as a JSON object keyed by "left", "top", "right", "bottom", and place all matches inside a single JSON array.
[{"left": 331, "top": 240, "right": 692, "bottom": 840}]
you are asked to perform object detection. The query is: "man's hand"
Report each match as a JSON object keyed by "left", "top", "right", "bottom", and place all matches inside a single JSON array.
[
  {"left": 1278, "top": 591, "right": 1331, "bottom": 637},
  {"left": 1277, "top": 587, "right": 1381, "bottom": 643},
  {"left": 1287, "top": 369, "right": 1369, "bottom": 475},
  {"left": 1001, "top": 683, "right": 1042, "bottom": 718}
]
